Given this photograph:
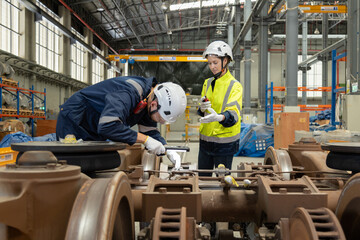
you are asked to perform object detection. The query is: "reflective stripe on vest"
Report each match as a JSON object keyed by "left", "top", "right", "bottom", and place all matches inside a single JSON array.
[
  {"left": 200, "top": 71, "right": 242, "bottom": 143},
  {"left": 204, "top": 79, "right": 241, "bottom": 120},
  {"left": 126, "top": 79, "right": 143, "bottom": 99},
  {"left": 138, "top": 124, "right": 158, "bottom": 133},
  {"left": 99, "top": 116, "right": 122, "bottom": 124},
  {"left": 205, "top": 77, "right": 214, "bottom": 93},
  {"left": 200, "top": 132, "right": 241, "bottom": 143}
]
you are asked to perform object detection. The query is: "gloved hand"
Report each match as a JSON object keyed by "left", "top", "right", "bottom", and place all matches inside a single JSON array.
[
  {"left": 199, "top": 108, "right": 224, "bottom": 123},
  {"left": 167, "top": 150, "right": 181, "bottom": 169},
  {"left": 224, "top": 175, "right": 239, "bottom": 187},
  {"left": 144, "top": 136, "right": 166, "bottom": 155},
  {"left": 199, "top": 96, "right": 211, "bottom": 112}
]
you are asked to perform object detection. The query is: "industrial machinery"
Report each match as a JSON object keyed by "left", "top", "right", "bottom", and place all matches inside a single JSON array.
[{"left": 0, "top": 139, "right": 359, "bottom": 240}]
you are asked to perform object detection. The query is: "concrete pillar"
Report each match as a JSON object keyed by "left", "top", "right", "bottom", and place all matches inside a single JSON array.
[
  {"left": 84, "top": 28, "right": 93, "bottom": 85},
  {"left": 59, "top": 6, "right": 71, "bottom": 77},
  {"left": 101, "top": 42, "right": 108, "bottom": 80},
  {"left": 322, "top": 13, "right": 328, "bottom": 104},
  {"left": 19, "top": 0, "right": 36, "bottom": 63},
  {"left": 64, "top": 86, "right": 71, "bottom": 104},
  {"left": 285, "top": 0, "right": 299, "bottom": 106},
  {"left": 19, "top": 0, "right": 37, "bottom": 88},
  {"left": 258, "top": 1, "right": 269, "bottom": 109},
  {"left": 117, "top": 61, "right": 122, "bottom": 76},
  {"left": 243, "top": 0, "right": 252, "bottom": 114}
]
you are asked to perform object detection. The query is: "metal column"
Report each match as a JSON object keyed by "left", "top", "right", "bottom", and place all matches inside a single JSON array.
[
  {"left": 258, "top": 1, "right": 269, "bottom": 109},
  {"left": 301, "top": 17, "right": 308, "bottom": 105},
  {"left": 322, "top": 13, "right": 329, "bottom": 104},
  {"left": 285, "top": 0, "right": 299, "bottom": 106},
  {"left": 347, "top": 0, "right": 360, "bottom": 91},
  {"left": 228, "top": 25, "right": 234, "bottom": 49},
  {"left": 243, "top": 0, "right": 252, "bottom": 114},
  {"left": 234, "top": 5, "right": 242, "bottom": 81}
]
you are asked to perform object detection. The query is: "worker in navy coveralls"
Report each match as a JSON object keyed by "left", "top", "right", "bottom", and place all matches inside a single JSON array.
[{"left": 56, "top": 76, "right": 187, "bottom": 163}]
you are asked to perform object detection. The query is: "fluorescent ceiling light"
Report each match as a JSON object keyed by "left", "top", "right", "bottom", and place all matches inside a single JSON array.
[
  {"left": 161, "top": 2, "right": 168, "bottom": 11},
  {"left": 272, "top": 34, "right": 346, "bottom": 39},
  {"left": 169, "top": 0, "right": 256, "bottom": 11}
]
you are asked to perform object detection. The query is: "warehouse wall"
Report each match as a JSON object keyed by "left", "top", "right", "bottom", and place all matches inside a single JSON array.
[{"left": 3, "top": 3, "right": 348, "bottom": 127}]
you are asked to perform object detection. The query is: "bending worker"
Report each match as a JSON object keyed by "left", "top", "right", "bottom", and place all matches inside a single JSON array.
[
  {"left": 197, "top": 40, "right": 243, "bottom": 176},
  {"left": 56, "top": 76, "right": 187, "bottom": 165}
]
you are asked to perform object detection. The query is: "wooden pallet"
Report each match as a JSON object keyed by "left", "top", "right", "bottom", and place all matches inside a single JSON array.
[
  {"left": 34, "top": 111, "right": 45, "bottom": 117},
  {"left": 1, "top": 78, "right": 17, "bottom": 87},
  {"left": 19, "top": 110, "right": 33, "bottom": 116},
  {"left": 1, "top": 108, "right": 17, "bottom": 115}
]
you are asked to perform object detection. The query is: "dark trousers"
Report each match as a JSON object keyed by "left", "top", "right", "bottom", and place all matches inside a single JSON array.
[{"left": 197, "top": 148, "right": 234, "bottom": 177}]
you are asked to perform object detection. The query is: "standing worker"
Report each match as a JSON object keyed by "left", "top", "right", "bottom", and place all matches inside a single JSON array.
[
  {"left": 56, "top": 76, "right": 187, "bottom": 165},
  {"left": 197, "top": 41, "right": 243, "bottom": 176}
]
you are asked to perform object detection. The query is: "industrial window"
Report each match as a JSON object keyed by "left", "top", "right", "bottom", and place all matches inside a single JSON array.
[
  {"left": 35, "top": 1, "right": 60, "bottom": 72},
  {"left": 0, "top": 0, "right": 20, "bottom": 55},
  {"left": 71, "top": 29, "right": 86, "bottom": 81},
  {"left": 107, "top": 62, "right": 118, "bottom": 79},
  {"left": 92, "top": 45, "right": 103, "bottom": 84},
  {"left": 298, "top": 55, "right": 322, "bottom": 98}
]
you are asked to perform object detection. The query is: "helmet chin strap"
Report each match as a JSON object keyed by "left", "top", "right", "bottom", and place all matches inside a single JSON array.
[
  {"left": 149, "top": 100, "right": 161, "bottom": 117},
  {"left": 149, "top": 107, "right": 158, "bottom": 116},
  {"left": 213, "top": 57, "right": 226, "bottom": 79}
]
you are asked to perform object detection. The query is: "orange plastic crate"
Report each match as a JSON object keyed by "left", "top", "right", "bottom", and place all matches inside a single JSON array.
[{"left": 0, "top": 147, "right": 18, "bottom": 166}]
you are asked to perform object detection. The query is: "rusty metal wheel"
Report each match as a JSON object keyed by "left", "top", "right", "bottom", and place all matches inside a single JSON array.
[
  {"left": 65, "top": 172, "right": 134, "bottom": 240},
  {"left": 289, "top": 207, "right": 345, "bottom": 240},
  {"left": 335, "top": 173, "right": 360, "bottom": 240},
  {"left": 264, "top": 147, "right": 293, "bottom": 180}
]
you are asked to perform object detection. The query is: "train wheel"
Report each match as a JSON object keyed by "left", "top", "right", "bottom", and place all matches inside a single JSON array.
[
  {"left": 264, "top": 147, "right": 293, "bottom": 180},
  {"left": 335, "top": 173, "right": 360, "bottom": 240},
  {"left": 66, "top": 172, "right": 134, "bottom": 240},
  {"left": 289, "top": 207, "right": 345, "bottom": 240}
]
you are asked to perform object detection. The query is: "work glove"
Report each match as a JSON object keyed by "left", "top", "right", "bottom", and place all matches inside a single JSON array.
[
  {"left": 167, "top": 150, "right": 181, "bottom": 169},
  {"left": 144, "top": 136, "right": 166, "bottom": 155},
  {"left": 224, "top": 175, "right": 239, "bottom": 187},
  {"left": 199, "top": 96, "right": 211, "bottom": 112},
  {"left": 199, "top": 108, "right": 224, "bottom": 123}
]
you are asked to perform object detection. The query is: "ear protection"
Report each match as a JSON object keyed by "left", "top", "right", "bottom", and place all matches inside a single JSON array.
[
  {"left": 133, "top": 85, "right": 157, "bottom": 114},
  {"left": 133, "top": 99, "right": 148, "bottom": 114}
]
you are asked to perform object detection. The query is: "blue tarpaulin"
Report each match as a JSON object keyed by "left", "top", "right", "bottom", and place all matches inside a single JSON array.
[
  {"left": 310, "top": 109, "right": 331, "bottom": 122},
  {"left": 0, "top": 132, "right": 56, "bottom": 148},
  {"left": 235, "top": 123, "right": 274, "bottom": 157}
]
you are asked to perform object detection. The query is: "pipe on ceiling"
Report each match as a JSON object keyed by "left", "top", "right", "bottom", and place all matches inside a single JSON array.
[{"left": 58, "top": 0, "right": 119, "bottom": 54}]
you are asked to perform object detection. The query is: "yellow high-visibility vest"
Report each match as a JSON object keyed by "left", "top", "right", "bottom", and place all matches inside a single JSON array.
[{"left": 199, "top": 70, "right": 243, "bottom": 143}]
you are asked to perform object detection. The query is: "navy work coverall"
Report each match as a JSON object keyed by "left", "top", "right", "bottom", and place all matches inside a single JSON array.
[{"left": 56, "top": 76, "right": 166, "bottom": 145}]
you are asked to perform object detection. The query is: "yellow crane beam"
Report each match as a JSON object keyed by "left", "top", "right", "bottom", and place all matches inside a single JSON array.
[
  {"left": 299, "top": 5, "right": 347, "bottom": 13},
  {"left": 108, "top": 55, "right": 207, "bottom": 62},
  {"left": 277, "top": 5, "right": 347, "bottom": 14}
]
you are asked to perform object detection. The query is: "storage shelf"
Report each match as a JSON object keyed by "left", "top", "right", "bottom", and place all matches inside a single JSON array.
[
  {"left": 0, "top": 76, "right": 46, "bottom": 137},
  {"left": 265, "top": 50, "right": 347, "bottom": 125}
]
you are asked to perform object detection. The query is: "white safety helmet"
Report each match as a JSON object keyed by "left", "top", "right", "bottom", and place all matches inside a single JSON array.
[
  {"left": 154, "top": 82, "right": 187, "bottom": 123},
  {"left": 202, "top": 40, "right": 233, "bottom": 61}
]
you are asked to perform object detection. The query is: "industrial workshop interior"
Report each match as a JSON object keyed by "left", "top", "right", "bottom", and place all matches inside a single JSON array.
[{"left": 0, "top": 0, "right": 360, "bottom": 239}]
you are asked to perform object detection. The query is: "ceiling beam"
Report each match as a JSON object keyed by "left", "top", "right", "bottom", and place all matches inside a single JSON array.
[{"left": 111, "top": 0, "right": 144, "bottom": 47}]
